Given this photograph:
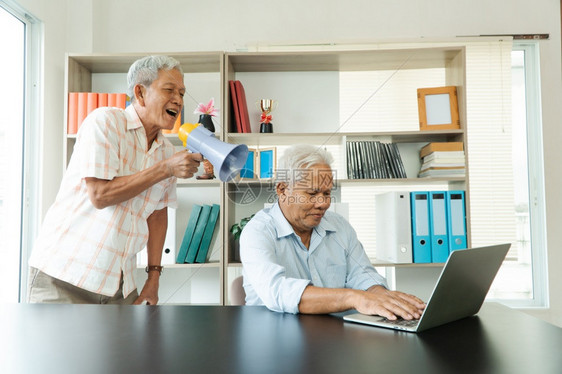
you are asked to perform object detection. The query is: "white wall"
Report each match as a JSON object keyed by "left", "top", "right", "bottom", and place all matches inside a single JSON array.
[{"left": 16, "top": 0, "right": 562, "bottom": 325}]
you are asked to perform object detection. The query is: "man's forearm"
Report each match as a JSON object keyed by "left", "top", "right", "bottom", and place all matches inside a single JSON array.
[
  {"left": 297, "top": 283, "right": 425, "bottom": 320},
  {"left": 135, "top": 208, "right": 168, "bottom": 305},
  {"left": 298, "top": 285, "right": 361, "bottom": 314},
  {"left": 146, "top": 208, "right": 167, "bottom": 267},
  {"left": 85, "top": 161, "right": 170, "bottom": 209}
]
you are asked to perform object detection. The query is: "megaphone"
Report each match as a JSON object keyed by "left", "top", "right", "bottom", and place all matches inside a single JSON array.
[{"left": 178, "top": 123, "right": 249, "bottom": 182}]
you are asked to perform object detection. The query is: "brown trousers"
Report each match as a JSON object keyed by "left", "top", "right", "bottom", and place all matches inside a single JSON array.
[{"left": 27, "top": 267, "right": 138, "bottom": 304}]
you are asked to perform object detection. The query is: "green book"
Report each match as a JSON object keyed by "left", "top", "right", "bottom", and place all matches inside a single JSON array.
[
  {"left": 185, "top": 204, "right": 211, "bottom": 263},
  {"left": 195, "top": 204, "right": 220, "bottom": 263},
  {"left": 176, "top": 205, "right": 202, "bottom": 263}
]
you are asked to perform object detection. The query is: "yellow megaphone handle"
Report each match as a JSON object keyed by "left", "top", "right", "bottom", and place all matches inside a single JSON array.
[{"left": 178, "top": 123, "right": 201, "bottom": 147}]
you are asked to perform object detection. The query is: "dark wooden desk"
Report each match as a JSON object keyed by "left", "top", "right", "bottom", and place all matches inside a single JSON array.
[{"left": 1, "top": 302, "right": 561, "bottom": 374}]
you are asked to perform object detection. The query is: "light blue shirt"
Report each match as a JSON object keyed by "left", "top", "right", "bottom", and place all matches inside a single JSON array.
[{"left": 240, "top": 202, "right": 388, "bottom": 313}]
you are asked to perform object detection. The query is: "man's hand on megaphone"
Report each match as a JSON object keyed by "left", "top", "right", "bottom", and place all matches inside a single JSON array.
[{"left": 166, "top": 150, "right": 203, "bottom": 179}]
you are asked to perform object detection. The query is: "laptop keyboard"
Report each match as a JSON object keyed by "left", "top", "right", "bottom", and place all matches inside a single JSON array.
[{"left": 381, "top": 318, "right": 420, "bottom": 327}]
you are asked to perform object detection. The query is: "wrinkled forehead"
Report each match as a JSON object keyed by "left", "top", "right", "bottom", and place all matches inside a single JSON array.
[
  {"left": 292, "top": 166, "right": 334, "bottom": 190},
  {"left": 156, "top": 68, "right": 185, "bottom": 88}
]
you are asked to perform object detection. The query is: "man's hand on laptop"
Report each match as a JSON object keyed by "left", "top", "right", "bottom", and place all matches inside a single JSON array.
[{"left": 354, "top": 285, "right": 426, "bottom": 321}]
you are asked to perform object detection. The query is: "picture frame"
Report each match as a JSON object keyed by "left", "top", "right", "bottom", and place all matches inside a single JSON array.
[
  {"left": 258, "top": 147, "right": 276, "bottom": 180},
  {"left": 240, "top": 148, "right": 256, "bottom": 179},
  {"left": 239, "top": 147, "right": 277, "bottom": 180},
  {"left": 417, "top": 86, "right": 460, "bottom": 131}
]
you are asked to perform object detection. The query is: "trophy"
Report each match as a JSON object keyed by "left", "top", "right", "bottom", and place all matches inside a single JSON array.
[{"left": 257, "top": 99, "right": 277, "bottom": 133}]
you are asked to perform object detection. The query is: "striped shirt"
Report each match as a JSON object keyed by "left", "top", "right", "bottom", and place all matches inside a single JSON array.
[{"left": 29, "top": 105, "right": 177, "bottom": 297}]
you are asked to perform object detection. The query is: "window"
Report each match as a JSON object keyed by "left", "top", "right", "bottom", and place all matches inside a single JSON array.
[
  {"left": 0, "top": 1, "right": 41, "bottom": 302},
  {"left": 487, "top": 42, "right": 547, "bottom": 307}
]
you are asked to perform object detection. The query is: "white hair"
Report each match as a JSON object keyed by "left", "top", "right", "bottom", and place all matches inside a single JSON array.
[
  {"left": 127, "top": 55, "right": 183, "bottom": 101},
  {"left": 277, "top": 144, "right": 334, "bottom": 184}
]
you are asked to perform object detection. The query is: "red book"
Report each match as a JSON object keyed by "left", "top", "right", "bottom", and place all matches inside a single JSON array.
[
  {"left": 229, "top": 80, "right": 242, "bottom": 133},
  {"left": 67, "top": 92, "right": 78, "bottom": 134},
  {"left": 98, "top": 93, "right": 108, "bottom": 107},
  {"left": 108, "top": 93, "right": 117, "bottom": 108},
  {"left": 77, "top": 92, "right": 88, "bottom": 130},
  {"left": 116, "top": 93, "right": 127, "bottom": 109},
  {"left": 87, "top": 93, "right": 98, "bottom": 116},
  {"left": 234, "top": 80, "right": 251, "bottom": 133}
]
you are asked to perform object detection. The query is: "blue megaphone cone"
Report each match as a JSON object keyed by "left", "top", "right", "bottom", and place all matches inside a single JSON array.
[{"left": 178, "top": 123, "right": 249, "bottom": 182}]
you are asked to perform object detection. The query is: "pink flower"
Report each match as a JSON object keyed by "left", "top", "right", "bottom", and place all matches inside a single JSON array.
[{"left": 194, "top": 98, "right": 219, "bottom": 117}]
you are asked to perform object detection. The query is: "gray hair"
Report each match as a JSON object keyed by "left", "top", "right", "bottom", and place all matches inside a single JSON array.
[
  {"left": 277, "top": 144, "right": 334, "bottom": 184},
  {"left": 127, "top": 55, "right": 183, "bottom": 101}
]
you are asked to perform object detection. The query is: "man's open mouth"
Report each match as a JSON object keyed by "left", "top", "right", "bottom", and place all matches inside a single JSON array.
[{"left": 166, "top": 109, "right": 178, "bottom": 118}]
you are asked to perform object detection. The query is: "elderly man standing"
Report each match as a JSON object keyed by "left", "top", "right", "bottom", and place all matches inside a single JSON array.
[
  {"left": 241, "top": 144, "right": 425, "bottom": 320},
  {"left": 28, "top": 55, "right": 202, "bottom": 305}
]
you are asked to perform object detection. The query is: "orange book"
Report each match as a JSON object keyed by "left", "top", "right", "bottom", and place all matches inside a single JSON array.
[
  {"left": 116, "top": 93, "right": 127, "bottom": 109},
  {"left": 67, "top": 92, "right": 78, "bottom": 134},
  {"left": 87, "top": 93, "right": 98, "bottom": 116},
  {"left": 98, "top": 93, "right": 108, "bottom": 107},
  {"left": 420, "top": 142, "right": 464, "bottom": 158},
  {"left": 108, "top": 93, "right": 117, "bottom": 108},
  {"left": 77, "top": 92, "right": 89, "bottom": 130}
]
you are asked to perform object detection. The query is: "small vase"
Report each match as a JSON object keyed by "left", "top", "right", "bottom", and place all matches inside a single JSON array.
[{"left": 198, "top": 114, "right": 215, "bottom": 133}]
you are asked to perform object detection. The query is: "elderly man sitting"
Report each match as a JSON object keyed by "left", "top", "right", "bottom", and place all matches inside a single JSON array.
[{"left": 241, "top": 144, "right": 425, "bottom": 320}]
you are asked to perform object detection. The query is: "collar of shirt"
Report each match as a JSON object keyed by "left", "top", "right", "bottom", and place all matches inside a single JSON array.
[
  {"left": 125, "top": 104, "right": 165, "bottom": 152},
  {"left": 125, "top": 105, "right": 143, "bottom": 131}
]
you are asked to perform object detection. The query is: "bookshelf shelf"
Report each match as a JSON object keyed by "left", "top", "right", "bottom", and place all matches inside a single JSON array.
[
  {"left": 177, "top": 179, "right": 221, "bottom": 187},
  {"left": 372, "top": 261, "right": 445, "bottom": 268},
  {"left": 165, "top": 133, "right": 225, "bottom": 147},
  {"left": 338, "top": 177, "right": 466, "bottom": 184},
  {"left": 226, "top": 48, "right": 461, "bottom": 72},
  {"left": 138, "top": 262, "right": 221, "bottom": 270},
  {"left": 226, "top": 177, "right": 466, "bottom": 186},
  {"left": 67, "top": 52, "right": 223, "bottom": 74},
  {"left": 227, "top": 261, "right": 445, "bottom": 268},
  {"left": 226, "top": 130, "right": 464, "bottom": 146}
]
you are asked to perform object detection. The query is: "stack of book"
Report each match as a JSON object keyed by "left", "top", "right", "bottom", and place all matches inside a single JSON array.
[
  {"left": 176, "top": 204, "right": 220, "bottom": 264},
  {"left": 418, "top": 142, "right": 465, "bottom": 178},
  {"left": 67, "top": 92, "right": 129, "bottom": 134},
  {"left": 346, "top": 140, "right": 407, "bottom": 179}
]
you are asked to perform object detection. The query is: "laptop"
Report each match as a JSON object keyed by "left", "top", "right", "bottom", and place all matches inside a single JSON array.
[{"left": 343, "top": 243, "right": 510, "bottom": 333}]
